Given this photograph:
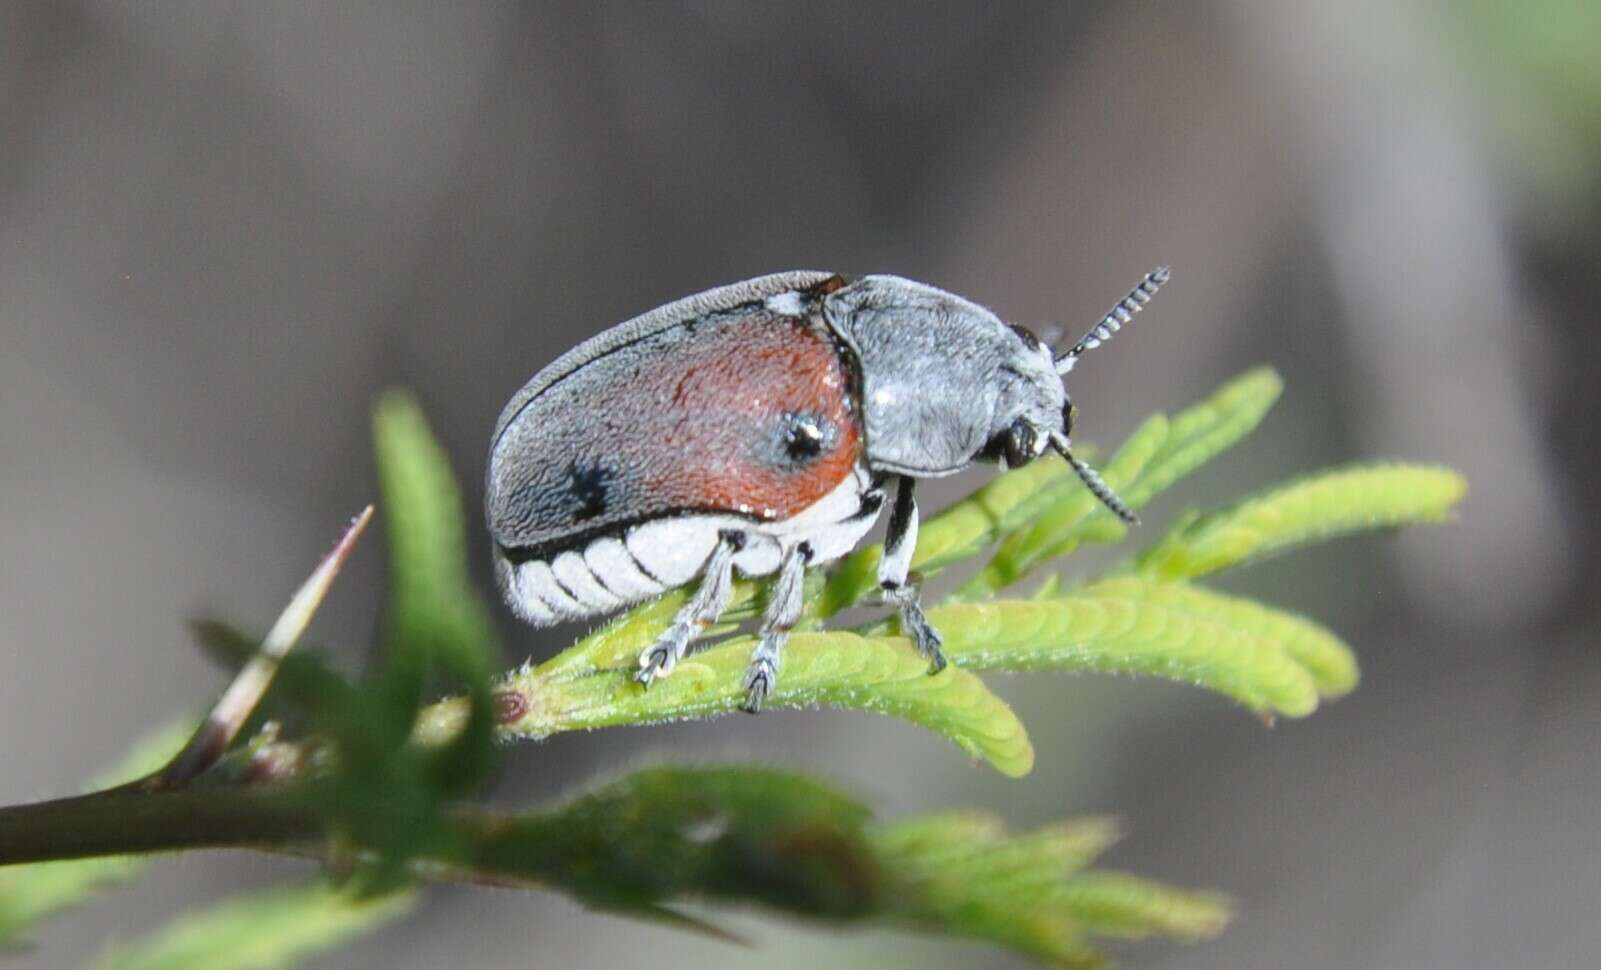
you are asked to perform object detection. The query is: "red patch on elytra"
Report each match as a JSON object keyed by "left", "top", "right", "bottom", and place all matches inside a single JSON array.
[{"left": 642, "top": 314, "right": 860, "bottom": 519}]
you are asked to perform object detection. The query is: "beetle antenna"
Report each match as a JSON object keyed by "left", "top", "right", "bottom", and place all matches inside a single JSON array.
[
  {"left": 1049, "top": 432, "right": 1139, "bottom": 525},
  {"left": 1055, "top": 266, "right": 1169, "bottom": 375}
]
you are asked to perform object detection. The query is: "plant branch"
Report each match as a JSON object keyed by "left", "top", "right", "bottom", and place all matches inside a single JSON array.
[
  {"left": 0, "top": 788, "right": 320, "bottom": 867},
  {"left": 0, "top": 764, "right": 1230, "bottom": 968}
]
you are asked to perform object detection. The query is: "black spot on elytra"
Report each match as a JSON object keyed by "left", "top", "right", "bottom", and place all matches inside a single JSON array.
[
  {"left": 784, "top": 416, "right": 825, "bottom": 462},
  {"left": 565, "top": 462, "right": 616, "bottom": 521},
  {"left": 756, "top": 411, "right": 837, "bottom": 471}
]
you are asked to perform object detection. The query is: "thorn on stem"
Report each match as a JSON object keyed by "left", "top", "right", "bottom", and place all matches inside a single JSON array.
[{"left": 154, "top": 505, "right": 375, "bottom": 788}]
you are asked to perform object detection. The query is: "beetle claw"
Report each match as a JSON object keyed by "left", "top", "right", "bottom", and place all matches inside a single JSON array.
[
  {"left": 741, "top": 661, "right": 775, "bottom": 714},
  {"left": 913, "top": 625, "right": 947, "bottom": 674},
  {"left": 635, "top": 643, "right": 677, "bottom": 687}
]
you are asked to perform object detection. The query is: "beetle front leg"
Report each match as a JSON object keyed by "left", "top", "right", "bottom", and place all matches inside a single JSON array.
[
  {"left": 635, "top": 530, "right": 743, "bottom": 686},
  {"left": 742, "top": 541, "right": 813, "bottom": 714},
  {"left": 878, "top": 476, "right": 946, "bottom": 673}
]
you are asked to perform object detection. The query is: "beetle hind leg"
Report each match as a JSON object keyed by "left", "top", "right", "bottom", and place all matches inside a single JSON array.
[
  {"left": 879, "top": 477, "right": 948, "bottom": 673},
  {"left": 635, "top": 530, "right": 743, "bottom": 687},
  {"left": 742, "top": 541, "right": 813, "bottom": 714}
]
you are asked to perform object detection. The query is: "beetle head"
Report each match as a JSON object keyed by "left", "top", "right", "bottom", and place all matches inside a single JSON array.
[
  {"left": 985, "top": 268, "right": 1171, "bottom": 526},
  {"left": 980, "top": 322, "right": 1067, "bottom": 470}
]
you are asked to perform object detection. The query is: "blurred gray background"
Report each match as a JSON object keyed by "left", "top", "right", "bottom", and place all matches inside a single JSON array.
[{"left": 3, "top": 2, "right": 1597, "bottom": 968}]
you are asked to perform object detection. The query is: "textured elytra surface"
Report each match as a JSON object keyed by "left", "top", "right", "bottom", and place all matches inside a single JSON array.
[
  {"left": 488, "top": 304, "right": 860, "bottom": 557},
  {"left": 490, "top": 271, "right": 837, "bottom": 447}
]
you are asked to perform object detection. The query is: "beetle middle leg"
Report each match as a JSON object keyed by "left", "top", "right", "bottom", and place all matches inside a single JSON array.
[
  {"left": 635, "top": 529, "right": 744, "bottom": 687},
  {"left": 741, "top": 541, "right": 813, "bottom": 714},
  {"left": 879, "top": 476, "right": 947, "bottom": 673}
]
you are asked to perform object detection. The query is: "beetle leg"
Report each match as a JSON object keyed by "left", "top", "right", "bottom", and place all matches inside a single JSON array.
[
  {"left": 878, "top": 476, "right": 946, "bottom": 673},
  {"left": 635, "top": 530, "right": 744, "bottom": 687},
  {"left": 742, "top": 541, "right": 813, "bottom": 714}
]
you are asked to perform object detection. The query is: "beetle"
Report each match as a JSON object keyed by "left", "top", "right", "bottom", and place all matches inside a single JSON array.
[{"left": 486, "top": 267, "right": 1168, "bottom": 712}]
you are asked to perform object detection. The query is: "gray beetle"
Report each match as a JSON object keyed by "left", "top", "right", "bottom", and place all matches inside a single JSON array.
[{"left": 486, "top": 268, "right": 1168, "bottom": 711}]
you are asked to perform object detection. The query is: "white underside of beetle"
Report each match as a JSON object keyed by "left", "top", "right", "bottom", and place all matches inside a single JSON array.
[{"left": 499, "top": 466, "right": 881, "bottom": 626}]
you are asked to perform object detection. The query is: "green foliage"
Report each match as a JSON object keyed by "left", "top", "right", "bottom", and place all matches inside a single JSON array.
[
  {"left": 268, "top": 394, "right": 505, "bottom": 876},
  {"left": 930, "top": 579, "right": 1354, "bottom": 718},
  {"left": 0, "top": 722, "right": 192, "bottom": 946},
  {"left": 1452, "top": 0, "right": 1601, "bottom": 204},
  {"left": 371, "top": 391, "right": 500, "bottom": 793},
  {"left": 472, "top": 570, "right": 1361, "bottom": 769},
  {"left": 1136, "top": 464, "right": 1467, "bottom": 581},
  {"left": 390, "top": 367, "right": 1457, "bottom": 964},
  {"left": 451, "top": 764, "right": 1225, "bottom": 968},
  {"left": 90, "top": 882, "right": 413, "bottom": 970},
  {"left": 0, "top": 369, "right": 1467, "bottom": 970},
  {"left": 955, "top": 367, "right": 1283, "bottom": 598},
  {"left": 462, "top": 765, "right": 878, "bottom": 920},
  {"left": 874, "top": 811, "right": 1228, "bottom": 966},
  {"left": 487, "top": 631, "right": 1036, "bottom": 777}
]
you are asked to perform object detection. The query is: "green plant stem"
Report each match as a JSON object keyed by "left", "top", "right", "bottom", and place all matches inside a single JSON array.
[{"left": 0, "top": 788, "right": 319, "bottom": 867}]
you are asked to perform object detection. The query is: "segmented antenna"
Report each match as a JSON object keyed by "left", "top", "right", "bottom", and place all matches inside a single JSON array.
[
  {"left": 1049, "top": 432, "right": 1139, "bottom": 525},
  {"left": 1055, "top": 266, "right": 1169, "bottom": 374}
]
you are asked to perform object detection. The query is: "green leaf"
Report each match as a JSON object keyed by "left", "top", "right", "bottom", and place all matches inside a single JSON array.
[
  {"left": 88, "top": 882, "right": 413, "bottom": 970},
  {"left": 1121, "top": 366, "right": 1283, "bottom": 508},
  {"left": 372, "top": 390, "right": 499, "bottom": 794},
  {"left": 444, "top": 764, "right": 1226, "bottom": 968},
  {"left": 873, "top": 814, "right": 1162, "bottom": 966},
  {"left": 0, "top": 722, "right": 193, "bottom": 945},
  {"left": 929, "top": 577, "right": 1357, "bottom": 718},
  {"left": 462, "top": 765, "right": 879, "bottom": 919},
  {"left": 877, "top": 816, "right": 1121, "bottom": 894},
  {"left": 958, "top": 367, "right": 1283, "bottom": 599},
  {"left": 1137, "top": 463, "right": 1468, "bottom": 580},
  {"left": 489, "top": 631, "right": 1036, "bottom": 778},
  {"left": 458, "top": 575, "right": 1355, "bottom": 773},
  {"left": 1048, "top": 871, "right": 1231, "bottom": 941}
]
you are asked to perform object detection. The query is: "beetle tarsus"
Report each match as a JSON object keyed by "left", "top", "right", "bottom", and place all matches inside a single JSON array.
[
  {"left": 738, "top": 541, "right": 811, "bottom": 714},
  {"left": 741, "top": 661, "right": 775, "bottom": 713},
  {"left": 884, "top": 579, "right": 947, "bottom": 673}
]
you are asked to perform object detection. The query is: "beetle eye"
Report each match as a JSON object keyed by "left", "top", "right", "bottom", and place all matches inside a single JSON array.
[
  {"left": 1007, "top": 323, "right": 1044, "bottom": 353},
  {"left": 1062, "top": 402, "right": 1077, "bottom": 438},
  {"left": 1004, "top": 421, "right": 1038, "bottom": 469}
]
